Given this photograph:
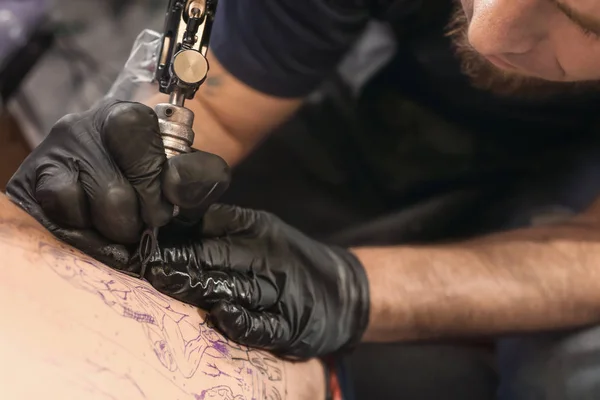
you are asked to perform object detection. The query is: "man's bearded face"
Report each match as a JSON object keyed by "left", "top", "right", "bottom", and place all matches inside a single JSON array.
[{"left": 446, "top": 0, "right": 600, "bottom": 99}]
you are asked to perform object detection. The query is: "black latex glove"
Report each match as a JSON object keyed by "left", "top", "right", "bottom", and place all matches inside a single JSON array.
[
  {"left": 6, "top": 98, "right": 230, "bottom": 267},
  {"left": 134, "top": 204, "right": 371, "bottom": 359}
]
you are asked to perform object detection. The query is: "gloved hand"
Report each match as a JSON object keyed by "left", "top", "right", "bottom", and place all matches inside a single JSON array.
[
  {"left": 134, "top": 204, "right": 371, "bottom": 359},
  {"left": 6, "top": 98, "right": 230, "bottom": 268}
]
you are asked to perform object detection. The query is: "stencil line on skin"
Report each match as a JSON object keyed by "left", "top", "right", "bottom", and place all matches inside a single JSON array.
[{"left": 32, "top": 237, "right": 285, "bottom": 399}]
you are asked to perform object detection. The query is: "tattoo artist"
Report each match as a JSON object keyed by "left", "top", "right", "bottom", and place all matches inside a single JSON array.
[{"left": 9, "top": 0, "right": 600, "bottom": 399}]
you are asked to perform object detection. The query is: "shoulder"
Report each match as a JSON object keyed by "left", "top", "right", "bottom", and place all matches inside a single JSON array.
[{"left": 210, "top": 0, "right": 378, "bottom": 98}]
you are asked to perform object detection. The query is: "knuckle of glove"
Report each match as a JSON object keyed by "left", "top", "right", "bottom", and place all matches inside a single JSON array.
[
  {"left": 50, "top": 113, "right": 82, "bottom": 136},
  {"left": 103, "top": 102, "right": 156, "bottom": 136},
  {"left": 36, "top": 177, "right": 88, "bottom": 228},
  {"left": 162, "top": 152, "right": 231, "bottom": 210},
  {"left": 49, "top": 105, "right": 105, "bottom": 146},
  {"left": 101, "top": 102, "right": 163, "bottom": 170},
  {"left": 6, "top": 114, "right": 86, "bottom": 216},
  {"left": 90, "top": 183, "right": 143, "bottom": 244}
]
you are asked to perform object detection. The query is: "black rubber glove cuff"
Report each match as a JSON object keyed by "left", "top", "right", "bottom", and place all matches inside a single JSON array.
[{"left": 330, "top": 245, "right": 371, "bottom": 355}]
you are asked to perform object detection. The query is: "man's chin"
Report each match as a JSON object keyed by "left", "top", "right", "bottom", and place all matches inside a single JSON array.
[{"left": 446, "top": 5, "right": 600, "bottom": 100}]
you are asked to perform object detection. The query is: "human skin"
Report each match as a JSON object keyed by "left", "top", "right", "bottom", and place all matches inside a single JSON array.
[
  {"left": 0, "top": 194, "right": 324, "bottom": 400},
  {"left": 463, "top": 0, "right": 600, "bottom": 82},
  {"left": 357, "top": 199, "right": 600, "bottom": 342}
]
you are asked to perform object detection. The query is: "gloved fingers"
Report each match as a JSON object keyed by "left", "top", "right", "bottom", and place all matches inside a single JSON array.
[
  {"left": 49, "top": 227, "right": 132, "bottom": 270},
  {"left": 101, "top": 101, "right": 172, "bottom": 228},
  {"left": 34, "top": 160, "right": 90, "bottom": 229},
  {"left": 16, "top": 175, "right": 132, "bottom": 269},
  {"left": 147, "top": 264, "right": 278, "bottom": 311},
  {"left": 201, "top": 204, "right": 265, "bottom": 237},
  {"left": 201, "top": 270, "right": 278, "bottom": 310},
  {"left": 210, "top": 301, "right": 291, "bottom": 352},
  {"left": 6, "top": 171, "right": 129, "bottom": 268},
  {"left": 162, "top": 150, "right": 230, "bottom": 222},
  {"left": 196, "top": 237, "right": 264, "bottom": 273},
  {"left": 77, "top": 165, "right": 143, "bottom": 244}
]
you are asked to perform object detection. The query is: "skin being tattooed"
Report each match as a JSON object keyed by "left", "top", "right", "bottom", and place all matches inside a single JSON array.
[
  {"left": 0, "top": 194, "right": 324, "bottom": 400},
  {"left": 39, "top": 242, "right": 285, "bottom": 399}
]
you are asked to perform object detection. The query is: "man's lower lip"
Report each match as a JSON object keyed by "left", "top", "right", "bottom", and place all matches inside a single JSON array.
[{"left": 486, "top": 56, "right": 515, "bottom": 70}]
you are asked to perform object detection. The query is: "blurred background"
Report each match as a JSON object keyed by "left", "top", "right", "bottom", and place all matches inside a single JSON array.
[{"left": 0, "top": 0, "right": 165, "bottom": 190}]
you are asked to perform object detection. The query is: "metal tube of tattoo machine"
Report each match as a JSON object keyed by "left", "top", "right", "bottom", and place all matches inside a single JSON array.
[{"left": 153, "top": 0, "right": 218, "bottom": 215}]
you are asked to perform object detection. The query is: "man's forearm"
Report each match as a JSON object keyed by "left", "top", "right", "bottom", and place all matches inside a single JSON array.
[{"left": 356, "top": 218, "right": 600, "bottom": 342}]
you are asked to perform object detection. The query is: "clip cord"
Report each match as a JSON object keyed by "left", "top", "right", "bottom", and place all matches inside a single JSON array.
[{"left": 138, "top": 227, "right": 159, "bottom": 280}]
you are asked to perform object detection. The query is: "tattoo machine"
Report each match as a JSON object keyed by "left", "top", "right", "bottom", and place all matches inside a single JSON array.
[{"left": 137, "top": 0, "right": 219, "bottom": 279}]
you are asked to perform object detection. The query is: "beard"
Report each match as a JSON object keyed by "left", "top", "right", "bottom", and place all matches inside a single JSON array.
[{"left": 445, "top": 5, "right": 600, "bottom": 100}]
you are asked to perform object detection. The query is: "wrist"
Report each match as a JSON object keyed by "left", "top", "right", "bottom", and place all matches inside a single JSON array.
[
  {"left": 351, "top": 245, "right": 431, "bottom": 342},
  {"left": 349, "top": 246, "right": 394, "bottom": 343},
  {"left": 331, "top": 246, "right": 370, "bottom": 352}
]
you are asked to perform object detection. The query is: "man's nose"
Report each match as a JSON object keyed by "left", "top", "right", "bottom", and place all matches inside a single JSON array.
[{"left": 467, "top": 0, "right": 548, "bottom": 56}]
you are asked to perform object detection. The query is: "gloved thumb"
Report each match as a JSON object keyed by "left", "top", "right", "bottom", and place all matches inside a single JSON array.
[{"left": 162, "top": 150, "right": 230, "bottom": 222}]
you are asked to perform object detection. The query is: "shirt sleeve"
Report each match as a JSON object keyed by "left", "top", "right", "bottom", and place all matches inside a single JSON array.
[{"left": 210, "top": 0, "right": 370, "bottom": 98}]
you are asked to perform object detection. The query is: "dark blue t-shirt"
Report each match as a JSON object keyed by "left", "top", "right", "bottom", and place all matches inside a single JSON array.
[{"left": 210, "top": 0, "right": 381, "bottom": 98}]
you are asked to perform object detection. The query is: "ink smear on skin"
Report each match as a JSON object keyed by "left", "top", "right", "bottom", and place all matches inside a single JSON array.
[{"left": 212, "top": 341, "right": 229, "bottom": 356}]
